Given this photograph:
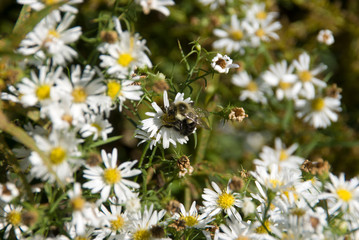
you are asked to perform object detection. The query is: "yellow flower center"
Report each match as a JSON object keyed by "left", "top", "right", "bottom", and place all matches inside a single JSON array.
[
  {"left": 230, "top": 30, "right": 244, "bottom": 40},
  {"left": 279, "top": 150, "right": 288, "bottom": 161},
  {"left": 279, "top": 81, "right": 291, "bottom": 90},
  {"left": 49, "top": 147, "right": 67, "bottom": 165},
  {"left": 298, "top": 70, "right": 312, "bottom": 82},
  {"left": 110, "top": 215, "right": 125, "bottom": 231},
  {"left": 7, "top": 210, "right": 22, "bottom": 226},
  {"left": 247, "top": 81, "right": 258, "bottom": 92},
  {"left": 217, "top": 192, "right": 235, "bottom": 210},
  {"left": 36, "top": 84, "right": 51, "bottom": 100},
  {"left": 256, "top": 11, "right": 267, "bottom": 20},
  {"left": 72, "top": 87, "right": 87, "bottom": 103},
  {"left": 44, "top": 0, "right": 60, "bottom": 5},
  {"left": 255, "top": 28, "right": 265, "bottom": 38},
  {"left": 107, "top": 81, "right": 121, "bottom": 99},
  {"left": 337, "top": 189, "right": 352, "bottom": 202},
  {"left": 283, "top": 187, "right": 299, "bottom": 201},
  {"left": 118, "top": 53, "right": 134, "bottom": 67},
  {"left": 311, "top": 98, "right": 325, "bottom": 111},
  {"left": 91, "top": 123, "right": 102, "bottom": 132},
  {"left": 255, "top": 220, "right": 271, "bottom": 234},
  {"left": 133, "top": 229, "right": 151, "bottom": 240},
  {"left": 269, "top": 179, "right": 282, "bottom": 188},
  {"left": 182, "top": 215, "right": 198, "bottom": 227},
  {"left": 74, "top": 237, "right": 88, "bottom": 240},
  {"left": 48, "top": 29, "right": 60, "bottom": 39},
  {"left": 103, "top": 168, "right": 122, "bottom": 185},
  {"left": 71, "top": 196, "right": 85, "bottom": 211}
]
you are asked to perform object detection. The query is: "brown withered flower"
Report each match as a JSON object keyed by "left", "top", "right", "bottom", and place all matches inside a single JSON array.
[{"left": 228, "top": 107, "right": 248, "bottom": 122}]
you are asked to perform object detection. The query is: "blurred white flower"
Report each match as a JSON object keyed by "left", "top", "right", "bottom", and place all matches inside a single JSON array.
[
  {"left": 261, "top": 60, "right": 300, "bottom": 100},
  {"left": 232, "top": 71, "right": 269, "bottom": 104},
  {"left": 17, "top": 0, "right": 83, "bottom": 13},
  {"left": 83, "top": 148, "right": 141, "bottom": 202},
  {"left": 67, "top": 182, "right": 101, "bottom": 235},
  {"left": 217, "top": 211, "right": 252, "bottom": 240},
  {"left": 213, "top": 15, "right": 249, "bottom": 54},
  {"left": 320, "top": 173, "right": 359, "bottom": 215},
  {"left": 80, "top": 114, "right": 113, "bottom": 141},
  {"left": 317, "top": 29, "right": 334, "bottom": 45},
  {"left": 135, "top": 0, "right": 175, "bottom": 16},
  {"left": 16, "top": 66, "right": 63, "bottom": 114},
  {"left": 29, "top": 130, "right": 83, "bottom": 183},
  {"left": 211, "top": 53, "right": 239, "bottom": 73},
  {"left": 295, "top": 96, "right": 341, "bottom": 128},
  {"left": 244, "top": 18, "right": 281, "bottom": 47},
  {"left": 198, "top": 0, "right": 226, "bottom": 10},
  {"left": 0, "top": 183, "right": 19, "bottom": 203},
  {"left": 18, "top": 11, "right": 82, "bottom": 66},
  {"left": 292, "top": 52, "right": 327, "bottom": 99},
  {"left": 244, "top": 2, "right": 279, "bottom": 24}
]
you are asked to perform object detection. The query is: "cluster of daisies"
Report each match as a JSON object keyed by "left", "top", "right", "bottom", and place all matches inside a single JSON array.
[
  {"left": 207, "top": 2, "right": 340, "bottom": 129},
  {"left": 2, "top": 137, "right": 359, "bottom": 239}
]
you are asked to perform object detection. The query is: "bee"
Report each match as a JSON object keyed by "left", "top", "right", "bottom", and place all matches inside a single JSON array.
[{"left": 162, "top": 101, "right": 210, "bottom": 136}]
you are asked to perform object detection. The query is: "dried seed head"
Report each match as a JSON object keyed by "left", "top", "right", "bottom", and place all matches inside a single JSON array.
[
  {"left": 229, "top": 107, "right": 248, "bottom": 122},
  {"left": 229, "top": 176, "right": 244, "bottom": 191},
  {"left": 100, "top": 30, "right": 118, "bottom": 44},
  {"left": 177, "top": 155, "right": 191, "bottom": 170},
  {"left": 325, "top": 84, "right": 342, "bottom": 99},
  {"left": 169, "top": 219, "right": 186, "bottom": 231}
]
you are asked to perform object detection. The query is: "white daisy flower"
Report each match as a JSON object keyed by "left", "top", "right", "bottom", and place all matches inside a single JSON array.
[
  {"left": 125, "top": 193, "right": 142, "bottom": 213},
  {"left": 173, "top": 201, "right": 213, "bottom": 229},
  {"left": 253, "top": 138, "right": 304, "bottom": 171},
  {"left": 17, "top": 0, "right": 83, "bottom": 13},
  {"left": 232, "top": 71, "right": 269, "bottom": 104},
  {"left": 201, "top": 181, "right": 242, "bottom": 217},
  {"left": 261, "top": 60, "right": 301, "bottom": 100},
  {"left": 94, "top": 203, "right": 130, "bottom": 240},
  {"left": 79, "top": 114, "right": 113, "bottom": 141},
  {"left": 83, "top": 148, "right": 141, "bottom": 202},
  {"left": 67, "top": 182, "right": 101, "bottom": 235},
  {"left": 29, "top": 130, "right": 83, "bottom": 183},
  {"left": 217, "top": 210, "right": 252, "bottom": 240},
  {"left": 135, "top": 129, "right": 161, "bottom": 150},
  {"left": 18, "top": 11, "right": 82, "bottom": 66},
  {"left": 128, "top": 205, "right": 166, "bottom": 240},
  {"left": 136, "top": 91, "right": 191, "bottom": 149},
  {"left": 0, "top": 204, "right": 28, "bottom": 239},
  {"left": 319, "top": 173, "right": 359, "bottom": 215},
  {"left": 244, "top": 18, "right": 281, "bottom": 47},
  {"left": 106, "top": 79, "right": 143, "bottom": 112},
  {"left": 135, "top": 0, "right": 175, "bottom": 16},
  {"left": 295, "top": 96, "right": 341, "bottom": 128},
  {"left": 251, "top": 165, "right": 290, "bottom": 193},
  {"left": 0, "top": 183, "right": 19, "bottom": 203},
  {"left": 211, "top": 53, "right": 239, "bottom": 74},
  {"left": 55, "top": 65, "right": 111, "bottom": 121},
  {"left": 46, "top": 98, "right": 85, "bottom": 130},
  {"left": 16, "top": 66, "right": 63, "bottom": 113},
  {"left": 198, "top": 0, "right": 226, "bottom": 10},
  {"left": 292, "top": 52, "right": 327, "bottom": 99},
  {"left": 212, "top": 15, "right": 249, "bottom": 54},
  {"left": 317, "top": 29, "right": 334, "bottom": 45},
  {"left": 244, "top": 2, "right": 279, "bottom": 24},
  {"left": 99, "top": 18, "right": 152, "bottom": 77}
]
